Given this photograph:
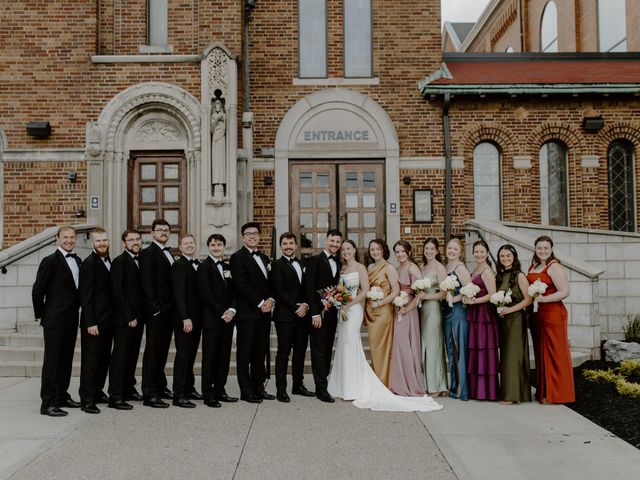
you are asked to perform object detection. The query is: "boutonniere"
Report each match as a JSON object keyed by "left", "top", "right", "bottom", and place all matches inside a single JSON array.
[
  {"left": 303, "top": 267, "right": 306, "bottom": 273},
  {"left": 266, "top": 263, "right": 272, "bottom": 272},
  {"left": 223, "top": 270, "right": 232, "bottom": 279}
]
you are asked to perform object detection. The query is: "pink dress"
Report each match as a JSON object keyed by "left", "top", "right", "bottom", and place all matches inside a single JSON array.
[{"left": 389, "top": 268, "right": 427, "bottom": 397}]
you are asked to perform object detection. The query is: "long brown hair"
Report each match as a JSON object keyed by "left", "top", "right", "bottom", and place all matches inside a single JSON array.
[
  {"left": 496, "top": 244, "right": 522, "bottom": 290},
  {"left": 472, "top": 239, "right": 492, "bottom": 267},
  {"left": 422, "top": 237, "right": 443, "bottom": 265},
  {"left": 341, "top": 239, "right": 360, "bottom": 263},
  {"left": 530, "top": 235, "right": 560, "bottom": 269},
  {"left": 393, "top": 240, "right": 414, "bottom": 263}
]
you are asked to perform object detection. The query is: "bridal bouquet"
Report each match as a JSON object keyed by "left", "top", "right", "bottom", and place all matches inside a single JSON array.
[
  {"left": 366, "top": 286, "right": 385, "bottom": 308},
  {"left": 439, "top": 274, "right": 460, "bottom": 307},
  {"left": 528, "top": 279, "right": 548, "bottom": 312},
  {"left": 459, "top": 283, "right": 481, "bottom": 307},
  {"left": 318, "top": 283, "right": 353, "bottom": 321},
  {"left": 392, "top": 291, "right": 410, "bottom": 321},
  {"left": 490, "top": 289, "right": 513, "bottom": 316},
  {"left": 411, "top": 277, "right": 433, "bottom": 294}
]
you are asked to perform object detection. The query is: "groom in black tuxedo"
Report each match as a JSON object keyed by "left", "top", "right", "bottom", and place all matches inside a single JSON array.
[
  {"left": 271, "top": 232, "right": 314, "bottom": 402},
  {"left": 305, "top": 229, "right": 343, "bottom": 403},
  {"left": 230, "top": 222, "right": 276, "bottom": 403}
]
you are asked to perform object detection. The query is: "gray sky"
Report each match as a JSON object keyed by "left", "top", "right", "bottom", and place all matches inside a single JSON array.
[{"left": 441, "top": 0, "right": 492, "bottom": 24}]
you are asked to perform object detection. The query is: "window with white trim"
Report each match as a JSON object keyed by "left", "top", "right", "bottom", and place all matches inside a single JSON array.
[
  {"left": 344, "top": 0, "right": 372, "bottom": 77},
  {"left": 299, "top": 0, "right": 327, "bottom": 78},
  {"left": 473, "top": 142, "right": 502, "bottom": 221},
  {"left": 598, "top": 0, "right": 627, "bottom": 52},
  {"left": 540, "top": 1, "right": 558, "bottom": 53}
]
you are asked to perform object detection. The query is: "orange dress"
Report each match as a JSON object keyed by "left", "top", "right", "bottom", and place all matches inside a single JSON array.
[{"left": 527, "top": 261, "right": 575, "bottom": 403}]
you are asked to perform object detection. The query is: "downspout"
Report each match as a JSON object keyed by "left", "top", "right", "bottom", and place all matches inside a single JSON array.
[
  {"left": 243, "top": 1, "right": 254, "bottom": 113},
  {"left": 443, "top": 93, "right": 452, "bottom": 242}
]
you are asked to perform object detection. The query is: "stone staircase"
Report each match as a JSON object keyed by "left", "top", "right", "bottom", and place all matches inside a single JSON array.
[{"left": 0, "top": 320, "right": 372, "bottom": 377}]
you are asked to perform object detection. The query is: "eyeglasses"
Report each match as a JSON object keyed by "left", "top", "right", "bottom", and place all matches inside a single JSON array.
[
  {"left": 243, "top": 232, "right": 259, "bottom": 237},
  {"left": 154, "top": 228, "right": 170, "bottom": 233}
]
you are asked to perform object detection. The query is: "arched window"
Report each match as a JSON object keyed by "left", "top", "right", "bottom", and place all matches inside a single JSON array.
[
  {"left": 344, "top": 0, "right": 372, "bottom": 77},
  {"left": 299, "top": 0, "right": 327, "bottom": 78},
  {"left": 148, "top": 0, "right": 168, "bottom": 46},
  {"left": 598, "top": 0, "right": 627, "bottom": 52},
  {"left": 540, "top": 1, "right": 558, "bottom": 52},
  {"left": 608, "top": 140, "right": 635, "bottom": 232},
  {"left": 473, "top": 142, "right": 501, "bottom": 221},
  {"left": 505, "top": 46, "right": 514, "bottom": 53},
  {"left": 539, "top": 140, "right": 568, "bottom": 226}
]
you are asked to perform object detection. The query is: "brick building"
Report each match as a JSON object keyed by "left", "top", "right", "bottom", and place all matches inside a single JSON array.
[{"left": 0, "top": 0, "right": 639, "bottom": 256}]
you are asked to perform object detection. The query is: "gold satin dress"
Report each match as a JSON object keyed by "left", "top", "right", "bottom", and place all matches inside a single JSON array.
[{"left": 364, "top": 262, "right": 395, "bottom": 386}]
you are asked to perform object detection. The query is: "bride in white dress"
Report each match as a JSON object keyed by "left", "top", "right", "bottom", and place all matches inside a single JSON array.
[{"left": 327, "top": 240, "right": 443, "bottom": 412}]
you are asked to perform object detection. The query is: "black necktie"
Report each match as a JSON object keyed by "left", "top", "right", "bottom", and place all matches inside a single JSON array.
[{"left": 65, "top": 253, "right": 76, "bottom": 259}]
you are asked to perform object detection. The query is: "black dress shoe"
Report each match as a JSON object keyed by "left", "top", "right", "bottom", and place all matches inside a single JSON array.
[
  {"left": 160, "top": 388, "right": 173, "bottom": 400},
  {"left": 204, "top": 399, "right": 222, "bottom": 408},
  {"left": 240, "top": 394, "right": 263, "bottom": 404},
  {"left": 40, "top": 406, "right": 68, "bottom": 417},
  {"left": 172, "top": 398, "right": 196, "bottom": 408},
  {"left": 108, "top": 400, "right": 134, "bottom": 410},
  {"left": 95, "top": 392, "right": 109, "bottom": 404},
  {"left": 257, "top": 391, "right": 275, "bottom": 400},
  {"left": 143, "top": 397, "right": 170, "bottom": 408},
  {"left": 81, "top": 404, "right": 101, "bottom": 414},
  {"left": 187, "top": 391, "right": 203, "bottom": 401},
  {"left": 217, "top": 393, "right": 239, "bottom": 403},
  {"left": 292, "top": 385, "right": 315, "bottom": 397},
  {"left": 125, "top": 391, "right": 143, "bottom": 402},
  {"left": 57, "top": 398, "right": 81, "bottom": 408},
  {"left": 276, "top": 392, "right": 291, "bottom": 403},
  {"left": 316, "top": 392, "right": 335, "bottom": 403}
]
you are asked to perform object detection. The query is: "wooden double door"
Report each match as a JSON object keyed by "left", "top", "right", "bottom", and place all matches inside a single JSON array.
[
  {"left": 290, "top": 161, "right": 385, "bottom": 259},
  {"left": 128, "top": 151, "right": 186, "bottom": 248}
]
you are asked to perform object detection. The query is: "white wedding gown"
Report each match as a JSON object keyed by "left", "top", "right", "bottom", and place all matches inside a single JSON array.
[{"left": 327, "top": 272, "right": 443, "bottom": 412}]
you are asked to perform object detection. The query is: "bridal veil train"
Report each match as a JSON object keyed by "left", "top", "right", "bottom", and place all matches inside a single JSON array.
[{"left": 328, "top": 272, "right": 443, "bottom": 412}]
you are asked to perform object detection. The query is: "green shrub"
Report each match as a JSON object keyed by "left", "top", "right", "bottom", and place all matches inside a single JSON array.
[
  {"left": 582, "top": 369, "right": 621, "bottom": 383},
  {"left": 623, "top": 315, "right": 640, "bottom": 343},
  {"left": 618, "top": 359, "right": 640, "bottom": 378},
  {"left": 583, "top": 361, "right": 640, "bottom": 398},
  {"left": 615, "top": 379, "right": 640, "bottom": 398}
]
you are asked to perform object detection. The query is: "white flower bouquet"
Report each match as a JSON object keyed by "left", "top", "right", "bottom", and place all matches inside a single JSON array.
[
  {"left": 528, "top": 279, "right": 548, "bottom": 312},
  {"left": 393, "top": 291, "right": 410, "bottom": 322},
  {"left": 411, "top": 277, "right": 433, "bottom": 294},
  {"left": 490, "top": 289, "right": 513, "bottom": 316},
  {"left": 366, "top": 286, "right": 385, "bottom": 307},
  {"left": 459, "top": 283, "right": 481, "bottom": 307},
  {"left": 439, "top": 274, "right": 460, "bottom": 307}
]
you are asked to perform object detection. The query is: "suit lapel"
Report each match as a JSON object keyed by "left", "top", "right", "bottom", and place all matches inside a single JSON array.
[{"left": 56, "top": 250, "right": 76, "bottom": 284}]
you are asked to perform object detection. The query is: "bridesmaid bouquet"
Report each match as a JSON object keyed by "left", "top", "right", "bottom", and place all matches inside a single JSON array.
[
  {"left": 392, "top": 291, "right": 410, "bottom": 321},
  {"left": 411, "top": 277, "right": 433, "bottom": 294},
  {"left": 318, "top": 283, "right": 353, "bottom": 321},
  {"left": 528, "top": 279, "right": 548, "bottom": 312},
  {"left": 439, "top": 275, "right": 461, "bottom": 307},
  {"left": 490, "top": 289, "right": 513, "bottom": 316},
  {"left": 459, "top": 283, "right": 481, "bottom": 308},
  {"left": 366, "top": 286, "right": 385, "bottom": 307}
]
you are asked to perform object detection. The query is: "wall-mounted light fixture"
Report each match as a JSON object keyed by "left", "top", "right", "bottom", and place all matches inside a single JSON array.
[
  {"left": 68, "top": 171, "right": 77, "bottom": 183},
  {"left": 582, "top": 116, "right": 604, "bottom": 133},
  {"left": 75, "top": 207, "right": 86, "bottom": 218},
  {"left": 26, "top": 121, "right": 51, "bottom": 138},
  {"left": 402, "top": 176, "right": 411, "bottom": 185},
  {"left": 263, "top": 175, "right": 273, "bottom": 186}
]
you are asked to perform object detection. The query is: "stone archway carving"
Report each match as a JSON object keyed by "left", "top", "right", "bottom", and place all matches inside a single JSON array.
[
  {"left": 274, "top": 88, "right": 400, "bottom": 245},
  {"left": 87, "top": 82, "right": 201, "bottom": 250}
]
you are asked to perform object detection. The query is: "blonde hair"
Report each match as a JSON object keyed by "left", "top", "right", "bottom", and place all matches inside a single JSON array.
[{"left": 445, "top": 237, "right": 465, "bottom": 265}]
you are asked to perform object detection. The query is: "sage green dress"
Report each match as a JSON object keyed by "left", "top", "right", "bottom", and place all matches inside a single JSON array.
[
  {"left": 419, "top": 277, "right": 448, "bottom": 393},
  {"left": 497, "top": 273, "right": 531, "bottom": 402}
]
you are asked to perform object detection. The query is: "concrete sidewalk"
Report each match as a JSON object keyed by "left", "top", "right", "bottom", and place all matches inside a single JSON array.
[{"left": 1, "top": 376, "right": 638, "bottom": 480}]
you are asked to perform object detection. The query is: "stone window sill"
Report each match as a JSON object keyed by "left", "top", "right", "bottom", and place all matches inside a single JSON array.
[{"left": 293, "top": 77, "right": 380, "bottom": 86}]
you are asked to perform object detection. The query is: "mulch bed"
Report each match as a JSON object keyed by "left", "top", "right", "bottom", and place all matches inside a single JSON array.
[{"left": 565, "top": 360, "right": 640, "bottom": 449}]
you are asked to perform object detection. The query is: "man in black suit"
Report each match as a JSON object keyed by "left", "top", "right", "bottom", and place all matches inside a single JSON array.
[
  {"left": 197, "top": 233, "right": 238, "bottom": 407},
  {"left": 230, "top": 222, "right": 276, "bottom": 403},
  {"left": 271, "top": 232, "right": 314, "bottom": 402},
  {"left": 32, "top": 225, "right": 82, "bottom": 416},
  {"left": 139, "top": 219, "right": 175, "bottom": 408},
  {"left": 305, "top": 229, "right": 343, "bottom": 403},
  {"left": 170, "top": 233, "right": 203, "bottom": 408},
  {"left": 78, "top": 228, "right": 113, "bottom": 414},
  {"left": 108, "top": 229, "right": 144, "bottom": 410}
]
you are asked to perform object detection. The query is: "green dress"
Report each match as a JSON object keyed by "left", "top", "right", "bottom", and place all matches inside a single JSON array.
[
  {"left": 497, "top": 273, "right": 531, "bottom": 402},
  {"left": 419, "top": 277, "right": 448, "bottom": 393}
]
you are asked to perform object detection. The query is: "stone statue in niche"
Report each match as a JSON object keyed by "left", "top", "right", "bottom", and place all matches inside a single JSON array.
[{"left": 210, "top": 99, "right": 227, "bottom": 199}]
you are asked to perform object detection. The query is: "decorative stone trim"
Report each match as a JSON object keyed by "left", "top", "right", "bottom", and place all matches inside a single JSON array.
[
  {"left": 91, "top": 55, "right": 200, "bottom": 63},
  {"left": 400, "top": 157, "right": 464, "bottom": 169},
  {"left": 293, "top": 77, "right": 380, "bottom": 86},
  {"left": 513, "top": 155, "right": 532, "bottom": 169},
  {"left": 3, "top": 149, "right": 85, "bottom": 162},
  {"left": 581, "top": 155, "right": 600, "bottom": 168},
  {"left": 138, "top": 45, "right": 174, "bottom": 54}
]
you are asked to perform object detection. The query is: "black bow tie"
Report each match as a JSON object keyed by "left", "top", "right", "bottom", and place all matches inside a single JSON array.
[
  {"left": 328, "top": 255, "right": 337, "bottom": 262},
  {"left": 215, "top": 260, "right": 223, "bottom": 266},
  {"left": 251, "top": 250, "right": 259, "bottom": 256},
  {"left": 65, "top": 253, "right": 77, "bottom": 258},
  {"left": 289, "top": 257, "right": 298, "bottom": 263},
  {"left": 133, "top": 255, "right": 139, "bottom": 260},
  {"left": 190, "top": 259, "right": 200, "bottom": 265},
  {"left": 162, "top": 247, "right": 171, "bottom": 252},
  {"left": 104, "top": 257, "right": 111, "bottom": 263}
]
